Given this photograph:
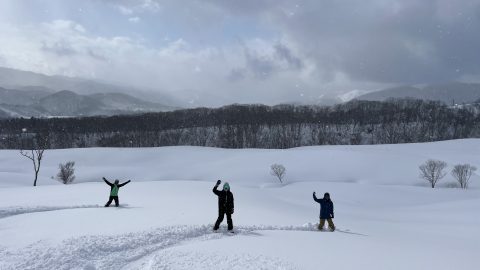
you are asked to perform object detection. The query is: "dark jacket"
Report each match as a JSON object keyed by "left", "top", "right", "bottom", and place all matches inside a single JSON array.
[
  {"left": 313, "top": 193, "right": 334, "bottom": 219},
  {"left": 213, "top": 185, "right": 234, "bottom": 214},
  {"left": 103, "top": 178, "right": 130, "bottom": 196}
]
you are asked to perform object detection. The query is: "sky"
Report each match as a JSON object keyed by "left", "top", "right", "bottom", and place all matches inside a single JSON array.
[{"left": 0, "top": 0, "right": 479, "bottom": 106}]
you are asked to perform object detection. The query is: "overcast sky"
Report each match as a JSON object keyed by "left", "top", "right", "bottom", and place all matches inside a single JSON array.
[{"left": 0, "top": 0, "right": 479, "bottom": 105}]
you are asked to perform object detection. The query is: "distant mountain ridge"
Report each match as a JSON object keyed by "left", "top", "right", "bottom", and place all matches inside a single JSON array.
[
  {"left": 0, "top": 67, "right": 181, "bottom": 118},
  {"left": 2, "top": 66, "right": 480, "bottom": 118},
  {"left": 356, "top": 82, "right": 480, "bottom": 105},
  {"left": 0, "top": 88, "right": 178, "bottom": 118},
  {"left": 0, "top": 87, "right": 53, "bottom": 106},
  {"left": 0, "top": 66, "right": 150, "bottom": 96}
]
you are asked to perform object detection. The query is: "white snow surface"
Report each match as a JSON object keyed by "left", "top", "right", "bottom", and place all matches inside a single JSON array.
[
  {"left": 0, "top": 139, "right": 479, "bottom": 269},
  {"left": 337, "top": 89, "right": 369, "bottom": 102}
]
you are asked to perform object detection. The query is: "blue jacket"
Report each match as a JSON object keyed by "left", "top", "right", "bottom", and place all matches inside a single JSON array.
[{"left": 313, "top": 193, "right": 334, "bottom": 219}]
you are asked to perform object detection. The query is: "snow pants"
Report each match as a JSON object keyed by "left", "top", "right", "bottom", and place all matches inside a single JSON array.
[
  {"left": 105, "top": 196, "right": 119, "bottom": 207},
  {"left": 319, "top": 218, "right": 335, "bottom": 231},
  {"left": 214, "top": 209, "right": 233, "bottom": 230}
]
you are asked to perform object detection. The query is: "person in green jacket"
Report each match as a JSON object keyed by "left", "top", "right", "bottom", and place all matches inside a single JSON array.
[{"left": 103, "top": 177, "right": 131, "bottom": 207}]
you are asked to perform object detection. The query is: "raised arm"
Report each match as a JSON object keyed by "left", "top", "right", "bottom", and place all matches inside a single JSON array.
[
  {"left": 118, "top": 180, "right": 131, "bottom": 187},
  {"left": 103, "top": 177, "right": 113, "bottom": 187},
  {"left": 212, "top": 180, "right": 221, "bottom": 196},
  {"left": 313, "top": 192, "right": 322, "bottom": 203}
]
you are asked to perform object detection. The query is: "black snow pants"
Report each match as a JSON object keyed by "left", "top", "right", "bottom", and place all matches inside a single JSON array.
[
  {"left": 214, "top": 209, "right": 233, "bottom": 230},
  {"left": 105, "top": 196, "right": 119, "bottom": 207}
]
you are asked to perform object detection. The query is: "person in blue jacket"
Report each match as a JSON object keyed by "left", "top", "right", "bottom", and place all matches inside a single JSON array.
[{"left": 313, "top": 191, "right": 335, "bottom": 231}]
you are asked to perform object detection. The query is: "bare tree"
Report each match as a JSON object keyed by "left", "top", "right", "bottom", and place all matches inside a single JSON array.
[
  {"left": 57, "top": 161, "right": 76, "bottom": 184},
  {"left": 451, "top": 164, "right": 477, "bottom": 189},
  {"left": 270, "top": 164, "right": 286, "bottom": 183},
  {"left": 419, "top": 159, "right": 447, "bottom": 188},
  {"left": 20, "top": 136, "right": 48, "bottom": 187}
]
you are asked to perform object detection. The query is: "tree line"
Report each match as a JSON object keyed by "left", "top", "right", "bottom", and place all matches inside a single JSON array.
[{"left": 0, "top": 98, "right": 479, "bottom": 149}]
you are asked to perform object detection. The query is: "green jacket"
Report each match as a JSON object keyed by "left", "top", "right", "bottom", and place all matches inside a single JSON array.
[
  {"left": 110, "top": 185, "right": 119, "bottom": 196},
  {"left": 103, "top": 178, "right": 131, "bottom": 196}
]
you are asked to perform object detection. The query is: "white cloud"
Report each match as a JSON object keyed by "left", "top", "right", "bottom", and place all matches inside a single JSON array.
[
  {"left": 117, "top": 5, "right": 133, "bottom": 15},
  {"left": 140, "top": 0, "right": 161, "bottom": 12},
  {"left": 0, "top": 19, "right": 315, "bottom": 105},
  {"left": 114, "top": 0, "right": 161, "bottom": 15},
  {"left": 128, "top": 17, "right": 140, "bottom": 23},
  {"left": 0, "top": 15, "right": 383, "bottom": 106},
  {"left": 45, "top": 20, "right": 86, "bottom": 33}
]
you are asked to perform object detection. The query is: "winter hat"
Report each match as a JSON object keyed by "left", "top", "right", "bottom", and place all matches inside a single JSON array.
[
  {"left": 223, "top": 182, "right": 230, "bottom": 191},
  {"left": 324, "top": 192, "right": 330, "bottom": 199},
  {"left": 114, "top": 180, "right": 120, "bottom": 184}
]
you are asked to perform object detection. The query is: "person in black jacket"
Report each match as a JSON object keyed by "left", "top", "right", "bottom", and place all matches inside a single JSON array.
[
  {"left": 103, "top": 177, "right": 131, "bottom": 207},
  {"left": 313, "top": 191, "right": 335, "bottom": 231},
  {"left": 212, "top": 180, "right": 234, "bottom": 231}
]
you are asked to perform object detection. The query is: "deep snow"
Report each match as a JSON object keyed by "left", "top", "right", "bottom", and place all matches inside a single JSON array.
[{"left": 0, "top": 139, "right": 479, "bottom": 269}]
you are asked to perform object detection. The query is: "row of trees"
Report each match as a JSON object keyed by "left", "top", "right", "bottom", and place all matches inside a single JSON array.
[
  {"left": 18, "top": 135, "right": 476, "bottom": 188},
  {"left": 270, "top": 160, "right": 477, "bottom": 189},
  {"left": 25, "top": 157, "right": 478, "bottom": 188},
  {"left": 419, "top": 159, "right": 477, "bottom": 189},
  {"left": 1, "top": 98, "right": 479, "bottom": 149}
]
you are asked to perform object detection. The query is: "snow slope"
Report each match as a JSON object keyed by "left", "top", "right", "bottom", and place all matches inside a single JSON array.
[
  {"left": 0, "top": 140, "right": 479, "bottom": 269},
  {"left": 1, "top": 139, "right": 479, "bottom": 188}
]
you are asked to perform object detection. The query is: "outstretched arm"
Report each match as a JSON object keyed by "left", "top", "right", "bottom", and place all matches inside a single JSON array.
[
  {"left": 118, "top": 180, "right": 131, "bottom": 187},
  {"left": 103, "top": 177, "right": 113, "bottom": 186},
  {"left": 313, "top": 192, "right": 321, "bottom": 203}
]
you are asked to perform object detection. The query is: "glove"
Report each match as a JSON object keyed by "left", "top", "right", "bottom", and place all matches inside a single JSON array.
[
  {"left": 313, "top": 191, "right": 316, "bottom": 196},
  {"left": 231, "top": 208, "right": 234, "bottom": 214},
  {"left": 216, "top": 180, "right": 221, "bottom": 186},
  {"left": 102, "top": 177, "right": 107, "bottom": 180},
  {"left": 331, "top": 213, "right": 334, "bottom": 218}
]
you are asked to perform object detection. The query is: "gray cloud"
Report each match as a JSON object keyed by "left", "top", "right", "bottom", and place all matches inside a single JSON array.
[
  {"left": 87, "top": 49, "right": 108, "bottom": 61},
  {"left": 244, "top": 49, "right": 276, "bottom": 80},
  {"left": 274, "top": 43, "right": 303, "bottom": 70},
  {"left": 41, "top": 40, "right": 78, "bottom": 56},
  {"left": 205, "top": 0, "right": 480, "bottom": 85},
  {"left": 229, "top": 42, "right": 304, "bottom": 82},
  {"left": 227, "top": 68, "right": 247, "bottom": 82}
]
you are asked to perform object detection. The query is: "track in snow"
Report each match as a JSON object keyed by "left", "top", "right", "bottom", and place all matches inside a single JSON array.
[
  {"left": 0, "top": 205, "right": 102, "bottom": 219},
  {"left": 0, "top": 224, "right": 364, "bottom": 270}
]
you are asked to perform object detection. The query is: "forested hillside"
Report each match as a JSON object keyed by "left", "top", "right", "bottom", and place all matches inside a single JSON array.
[{"left": 1, "top": 99, "right": 479, "bottom": 149}]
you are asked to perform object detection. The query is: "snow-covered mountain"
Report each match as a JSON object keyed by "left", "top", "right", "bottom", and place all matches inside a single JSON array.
[
  {"left": 336, "top": 89, "right": 369, "bottom": 103},
  {"left": 0, "top": 67, "right": 182, "bottom": 117},
  {"left": 0, "top": 104, "right": 48, "bottom": 118},
  {"left": 0, "top": 66, "right": 181, "bottom": 107},
  {"left": 36, "top": 90, "right": 105, "bottom": 116},
  {"left": 0, "top": 88, "right": 178, "bottom": 118},
  {"left": 356, "top": 82, "right": 480, "bottom": 104},
  {"left": 0, "top": 66, "right": 131, "bottom": 96},
  {"left": 89, "top": 92, "right": 172, "bottom": 112},
  {"left": 0, "top": 86, "right": 53, "bottom": 106}
]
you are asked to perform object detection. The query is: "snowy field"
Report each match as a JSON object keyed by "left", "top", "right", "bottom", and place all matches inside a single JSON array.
[{"left": 0, "top": 139, "right": 479, "bottom": 269}]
